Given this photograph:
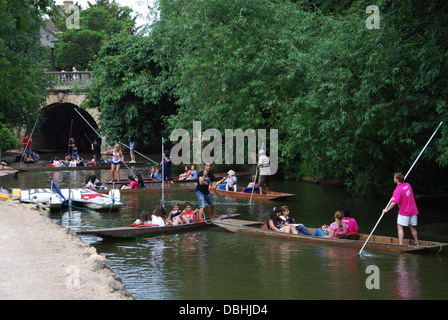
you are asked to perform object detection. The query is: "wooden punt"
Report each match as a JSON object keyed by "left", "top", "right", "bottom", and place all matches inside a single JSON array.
[
  {"left": 17, "top": 162, "right": 147, "bottom": 172},
  {"left": 77, "top": 213, "right": 241, "bottom": 238},
  {"left": 0, "top": 168, "right": 18, "bottom": 180},
  {"left": 212, "top": 219, "right": 448, "bottom": 254},
  {"left": 215, "top": 186, "right": 295, "bottom": 201},
  {"left": 102, "top": 171, "right": 250, "bottom": 184},
  {"left": 96, "top": 187, "right": 195, "bottom": 194}
]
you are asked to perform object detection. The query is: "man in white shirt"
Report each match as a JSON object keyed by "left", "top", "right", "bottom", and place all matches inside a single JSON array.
[{"left": 257, "top": 149, "right": 271, "bottom": 195}]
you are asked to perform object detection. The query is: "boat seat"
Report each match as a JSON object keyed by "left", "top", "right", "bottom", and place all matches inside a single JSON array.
[{"left": 337, "top": 232, "right": 360, "bottom": 240}]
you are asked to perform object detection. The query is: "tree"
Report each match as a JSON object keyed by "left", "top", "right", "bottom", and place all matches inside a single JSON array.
[
  {"left": 51, "top": 0, "right": 137, "bottom": 71},
  {"left": 151, "top": 0, "right": 448, "bottom": 196},
  {"left": 0, "top": 0, "right": 54, "bottom": 129},
  {"left": 83, "top": 32, "right": 176, "bottom": 146}
]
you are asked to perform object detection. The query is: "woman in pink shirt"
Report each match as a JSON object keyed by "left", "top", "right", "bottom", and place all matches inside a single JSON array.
[
  {"left": 312, "top": 210, "right": 348, "bottom": 238},
  {"left": 382, "top": 172, "right": 419, "bottom": 245}
]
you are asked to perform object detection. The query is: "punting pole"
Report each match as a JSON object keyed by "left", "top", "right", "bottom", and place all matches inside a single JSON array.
[
  {"left": 20, "top": 113, "right": 40, "bottom": 163},
  {"left": 358, "top": 121, "right": 443, "bottom": 255},
  {"left": 118, "top": 141, "right": 159, "bottom": 166},
  {"left": 73, "top": 108, "right": 137, "bottom": 179},
  {"left": 250, "top": 142, "right": 264, "bottom": 205},
  {"left": 67, "top": 118, "right": 74, "bottom": 155}
]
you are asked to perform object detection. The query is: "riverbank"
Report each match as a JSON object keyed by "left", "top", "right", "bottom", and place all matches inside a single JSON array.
[{"left": 0, "top": 199, "right": 134, "bottom": 300}]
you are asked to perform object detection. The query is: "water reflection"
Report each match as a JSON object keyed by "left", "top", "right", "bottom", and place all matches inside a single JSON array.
[{"left": 392, "top": 255, "right": 421, "bottom": 299}]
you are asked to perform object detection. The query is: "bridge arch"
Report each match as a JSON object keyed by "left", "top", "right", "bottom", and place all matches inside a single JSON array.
[{"left": 33, "top": 101, "right": 101, "bottom": 155}]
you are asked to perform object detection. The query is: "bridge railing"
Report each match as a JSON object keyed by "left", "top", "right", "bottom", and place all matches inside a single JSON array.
[{"left": 47, "top": 71, "right": 91, "bottom": 89}]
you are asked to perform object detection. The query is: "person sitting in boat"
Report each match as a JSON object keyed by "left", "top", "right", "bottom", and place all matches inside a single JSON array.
[
  {"left": 280, "top": 206, "right": 311, "bottom": 235},
  {"left": 342, "top": 208, "right": 359, "bottom": 234},
  {"left": 69, "top": 156, "right": 77, "bottom": 167},
  {"left": 121, "top": 174, "right": 139, "bottom": 190},
  {"left": 85, "top": 175, "right": 107, "bottom": 190},
  {"left": 179, "top": 166, "right": 192, "bottom": 180},
  {"left": 246, "top": 175, "right": 257, "bottom": 188},
  {"left": 133, "top": 210, "right": 152, "bottom": 225},
  {"left": 312, "top": 210, "right": 348, "bottom": 238},
  {"left": 266, "top": 207, "right": 298, "bottom": 234},
  {"left": 151, "top": 205, "right": 171, "bottom": 226},
  {"left": 224, "top": 170, "right": 238, "bottom": 192},
  {"left": 76, "top": 155, "right": 85, "bottom": 167},
  {"left": 52, "top": 157, "right": 64, "bottom": 167},
  {"left": 168, "top": 202, "right": 184, "bottom": 225},
  {"left": 180, "top": 202, "right": 199, "bottom": 224},
  {"left": 188, "top": 165, "right": 198, "bottom": 180},
  {"left": 136, "top": 173, "right": 148, "bottom": 189},
  {"left": 153, "top": 167, "right": 162, "bottom": 181}
]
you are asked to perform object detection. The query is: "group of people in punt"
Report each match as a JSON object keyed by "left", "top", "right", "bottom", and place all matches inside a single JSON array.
[
  {"left": 133, "top": 202, "right": 204, "bottom": 227},
  {"left": 266, "top": 206, "right": 359, "bottom": 238}
]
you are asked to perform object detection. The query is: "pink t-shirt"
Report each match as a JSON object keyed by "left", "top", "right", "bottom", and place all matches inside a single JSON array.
[
  {"left": 129, "top": 180, "right": 139, "bottom": 189},
  {"left": 342, "top": 217, "right": 358, "bottom": 233},
  {"left": 329, "top": 220, "right": 348, "bottom": 238},
  {"left": 392, "top": 182, "right": 418, "bottom": 217}
]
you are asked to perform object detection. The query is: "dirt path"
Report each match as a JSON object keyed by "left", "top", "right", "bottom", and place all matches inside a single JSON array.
[{"left": 0, "top": 199, "right": 133, "bottom": 300}]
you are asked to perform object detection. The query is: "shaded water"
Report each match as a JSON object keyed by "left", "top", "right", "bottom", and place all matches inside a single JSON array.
[{"left": 3, "top": 155, "right": 448, "bottom": 300}]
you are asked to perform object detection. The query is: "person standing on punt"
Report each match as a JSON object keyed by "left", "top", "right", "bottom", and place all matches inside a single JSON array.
[
  {"left": 196, "top": 163, "right": 216, "bottom": 220},
  {"left": 91, "top": 139, "right": 101, "bottom": 166},
  {"left": 382, "top": 172, "right": 420, "bottom": 246},
  {"left": 107, "top": 144, "right": 124, "bottom": 182},
  {"left": 22, "top": 133, "right": 33, "bottom": 162},
  {"left": 257, "top": 149, "right": 271, "bottom": 195}
]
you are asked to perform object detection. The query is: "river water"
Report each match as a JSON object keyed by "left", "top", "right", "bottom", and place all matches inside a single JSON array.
[{"left": 3, "top": 155, "right": 448, "bottom": 300}]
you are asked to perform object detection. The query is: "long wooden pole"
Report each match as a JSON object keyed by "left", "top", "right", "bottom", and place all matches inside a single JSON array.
[
  {"left": 20, "top": 113, "right": 40, "bottom": 163},
  {"left": 358, "top": 121, "right": 443, "bottom": 255}
]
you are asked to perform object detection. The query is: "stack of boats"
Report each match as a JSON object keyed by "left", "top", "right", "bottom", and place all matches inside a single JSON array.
[{"left": 14, "top": 187, "right": 123, "bottom": 210}]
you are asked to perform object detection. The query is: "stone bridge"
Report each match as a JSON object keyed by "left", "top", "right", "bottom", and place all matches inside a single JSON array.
[{"left": 31, "top": 71, "right": 104, "bottom": 155}]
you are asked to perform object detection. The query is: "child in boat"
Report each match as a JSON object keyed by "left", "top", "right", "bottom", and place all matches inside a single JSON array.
[
  {"left": 266, "top": 207, "right": 298, "bottom": 234},
  {"left": 181, "top": 202, "right": 199, "bottom": 224},
  {"left": 133, "top": 210, "right": 151, "bottom": 225},
  {"left": 85, "top": 175, "right": 107, "bottom": 190},
  {"left": 312, "top": 210, "right": 348, "bottom": 238},
  {"left": 224, "top": 170, "right": 238, "bottom": 192},
  {"left": 279, "top": 206, "right": 311, "bottom": 235},
  {"left": 151, "top": 205, "right": 171, "bottom": 226},
  {"left": 179, "top": 166, "right": 192, "bottom": 180},
  {"left": 121, "top": 175, "right": 139, "bottom": 189},
  {"left": 168, "top": 202, "right": 184, "bottom": 225},
  {"left": 153, "top": 167, "right": 162, "bottom": 181}
]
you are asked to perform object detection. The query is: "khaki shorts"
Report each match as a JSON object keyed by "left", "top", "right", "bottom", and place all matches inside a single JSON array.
[{"left": 397, "top": 214, "right": 418, "bottom": 227}]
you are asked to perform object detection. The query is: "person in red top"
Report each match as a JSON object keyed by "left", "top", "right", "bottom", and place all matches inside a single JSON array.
[
  {"left": 382, "top": 172, "right": 419, "bottom": 245},
  {"left": 22, "top": 133, "right": 33, "bottom": 161}
]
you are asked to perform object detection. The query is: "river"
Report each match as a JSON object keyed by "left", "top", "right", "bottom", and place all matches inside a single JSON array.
[{"left": 3, "top": 155, "right": 448, "bottom": 300}]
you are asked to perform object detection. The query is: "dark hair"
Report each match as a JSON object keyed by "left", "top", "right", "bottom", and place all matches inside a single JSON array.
[
  {"left": 342, "top": 208, "right": 351, "bottom": 217},
  {"left": 266, "top": 207, "right": 281, "bottom": 225},
  {"left": 153, "top": 205, "right": 167, "bottom": 218}
]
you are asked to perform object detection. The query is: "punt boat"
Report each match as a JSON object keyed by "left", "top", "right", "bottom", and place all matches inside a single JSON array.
[
  {"left": 212, "top": 219, "right": 448, "bottom": 254},
  {"left": 102, "top": 171, "right": 250, "bottom": 184},
  {"left": 95, "top": 187, "right": 195, "bottom": 194},
  {"left": 215, "top": 185, "right": 295, "bottom": 201},
  {"left": 17, "top": 162, "right": 147, "bottom": 172},
  {"left": 0, "top": 167, "right": 18, "bottom": 180},
  {"left": 77, "top": 213, "right": 241, "bottom": 238}
]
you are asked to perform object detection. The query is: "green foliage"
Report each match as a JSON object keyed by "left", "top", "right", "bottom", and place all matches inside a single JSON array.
[
  {"left": 151, "top": 0, "right": 448, "bottom": 196},
  {"left": 83, "top": 33, "right": 176, "bottom": 146},
  {"left": 0, "top": 123, "right": 17, "bottom": 151},
  {"left": 51, "top": 0, "right": 137, "bottom": 70},
  {"left": 0, "top": 0, "right": 54, "bottom": 127}
]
